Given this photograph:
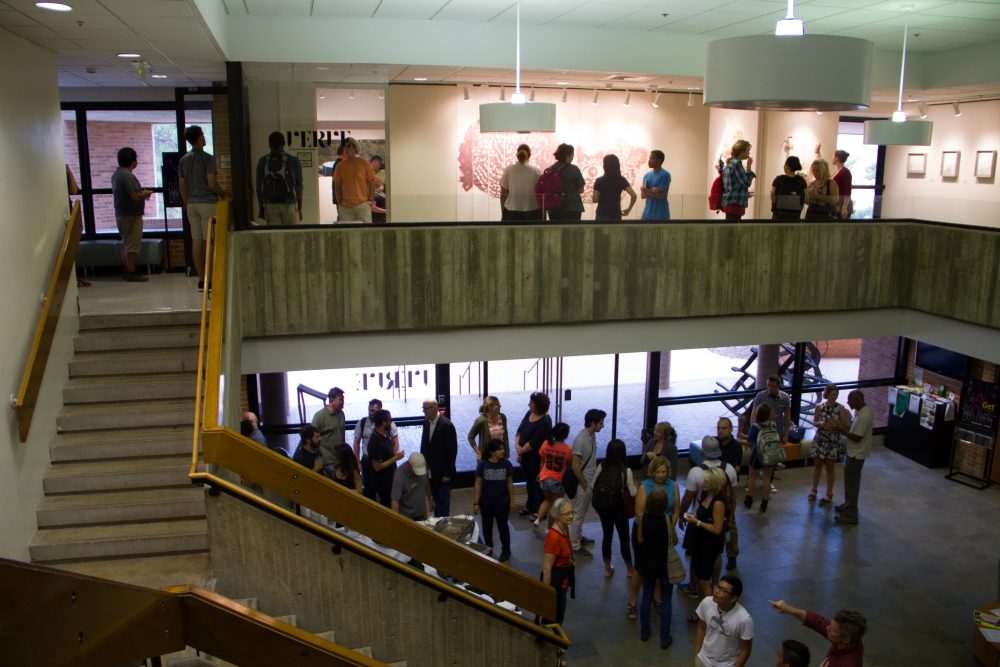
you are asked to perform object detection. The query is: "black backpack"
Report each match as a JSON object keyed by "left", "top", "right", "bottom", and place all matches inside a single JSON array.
[
  {"left": 591, "top": 465, "right": 625, "bottom": 514},
  {"left": 262, "top": 152, "right": 292, "bottom": 203}
]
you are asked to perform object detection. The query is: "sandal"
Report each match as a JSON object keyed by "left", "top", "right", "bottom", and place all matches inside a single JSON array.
[
  {"left": 819, "top": 493, "right": 833, "bottom": 507},
  {"left": 627, "top": 605, "right": 637, "bottom": 620},
  {"left": 518, "top": 508, "right": 531, "bottom": 516},
  {"left": 808, "top": 490, "right": 817, "bottom": 502}
]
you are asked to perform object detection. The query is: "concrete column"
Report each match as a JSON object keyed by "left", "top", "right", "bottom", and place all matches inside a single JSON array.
[
  {"left": 259, "top": 372, "right": 289, "bottom": 426},
  {"left": 659, "top": 350, "right": 671, "bottom": 390},
  {"left": 756, "top": 344, "right": 780, "bottom": 389}
]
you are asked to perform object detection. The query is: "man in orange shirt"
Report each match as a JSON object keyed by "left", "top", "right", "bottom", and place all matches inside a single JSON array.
[{"left": 333, "top": 138, "right": 376, "bottom": 223}]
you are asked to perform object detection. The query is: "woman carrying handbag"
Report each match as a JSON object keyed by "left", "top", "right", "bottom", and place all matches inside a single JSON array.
[{"left": 633, "top": 469, "right": 680, "bottom": 648}]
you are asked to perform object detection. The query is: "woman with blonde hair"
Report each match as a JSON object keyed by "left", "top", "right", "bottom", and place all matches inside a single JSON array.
[
  {"left": 683, "top": 466, "right": 727, "bottom": 619},
  {"left": 804, "top": 158, "right": 840, "bottom": 220},
  {"left": 500, "top": 143, "right": 542, "bottom": 221},
  {"left": 467, "top": 395, "right": 508, "bottom": 460},
  {"left": 720, "top": 139, "right": 756, "bottom": 221},
  {"left": 626, "top": 455, "right": 680, "bottom": 621}
]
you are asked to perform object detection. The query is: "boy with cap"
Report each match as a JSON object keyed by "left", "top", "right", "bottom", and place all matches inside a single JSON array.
[{"left": 391, "top": 452, "right": 435, "bottom": 521}]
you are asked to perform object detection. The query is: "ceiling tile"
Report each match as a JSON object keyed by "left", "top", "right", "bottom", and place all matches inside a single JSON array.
[
  {"left": 546, "top": 2, "right": 648, "bottom": 28},
  {"left": 371, "top": 0, "right": 444, "bottom": 20},
  {"left": 222, "top": 0, "right": 249, "bottom": 15},
  {"left": 311, "top": 0, "right": 381, "bottom": 19},
  {"left": 3, "top": 0, "right": 111, "bottom": 15},
  {"left": 244, "top": 0, "right": 312, "bottom": 16},
  {"left": 431, "top": 0, "right": 509, "bottom": 22},
  {"left": 0, "top": 8, "right": 39, "bottom": 26},
  {"left": 493, "top": 0, "right": 585, "bottom": 25},
  {"left": 99, "top": 0, "right": 195, "bottom": 18}
]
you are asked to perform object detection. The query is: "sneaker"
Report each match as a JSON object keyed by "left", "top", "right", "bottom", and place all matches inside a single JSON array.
[
  {"left": 499, "top": 549, "right": 511, "bottom": 563},
  {"left": 678, "top": 586, "right": 700, "bottom": 599},
  {"left": 640, "top": 633, "right": 650, "bottom": 642},
  {"left": 661, "top": 637, "right": 673, "bottom": 649},
  {"left": 760, "top": 499, "right": 769, "bottom": 513},
  {"left": 580, "top": 536, "right": 596, "bottom": 546},
  {"left": 835, "top": 514, "right": 859, "bottom": 525},
  {"left": 770, "top": 484, "right": 778, "bottom": 493},
  {"left": 197, "top": 280, "right": 205, "bottom": 292},
  {"left": 726, "top": 557, "right": 737, "bottom": 571},
  {"left": 573, "top": 547, "right": 593, "bottom": 558},
  {"left": 125, "top": 272, "right": 148, "bottom": 282},
  {"left": 834, "top": 503, "right": 847, "bottom": 513},
  {"left": 743, "top": 495, "right": 753, "bottom": 510}
]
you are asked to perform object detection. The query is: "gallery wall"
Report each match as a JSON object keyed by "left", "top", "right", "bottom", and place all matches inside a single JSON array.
[{"left": 882, "top": 99, "right": 1000, "bottom": 227}]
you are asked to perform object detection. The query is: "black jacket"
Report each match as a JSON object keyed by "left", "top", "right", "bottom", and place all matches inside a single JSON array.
[{"left": 420, "top": 416, "right": 457, "bottom": 483}]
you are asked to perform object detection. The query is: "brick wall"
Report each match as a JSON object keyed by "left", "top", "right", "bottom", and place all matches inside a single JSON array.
[{"left": 212, "top": 92, "right": 232, "bottom": 204}]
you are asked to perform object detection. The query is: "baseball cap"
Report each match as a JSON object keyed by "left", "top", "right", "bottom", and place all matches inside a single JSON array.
[
  {"left": 701, "top": 436, "right": 722, "bottom": 460},
  {"left": 409, "top": 452, "right": 427, "bottom": 476}
]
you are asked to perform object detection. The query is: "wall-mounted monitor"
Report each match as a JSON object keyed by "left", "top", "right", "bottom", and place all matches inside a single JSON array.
[{"left": 915, "top": 342, "right": 969, "bottom": 380}]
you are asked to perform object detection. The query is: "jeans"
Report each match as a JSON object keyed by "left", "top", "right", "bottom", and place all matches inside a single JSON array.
[
  {"left": 640, "top": 577, "right": 672, "bottom": 643},
  {"left": 430, "top": 480, "right": 451, "bottom": 517},
  {"left": 597, "top": 509, "right": 632, "bottom": 565},
  {"left": 522, "top": 451, "right": 541, "bottom": 513},
  {"left": 480, "top": 499, "right": 510, "bottom": 550},
  {"left": 843, "top": 456, "right": 866, "bottom": 518}
]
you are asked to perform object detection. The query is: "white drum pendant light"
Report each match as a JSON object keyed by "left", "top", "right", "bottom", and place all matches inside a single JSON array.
[
  {"left": 479, "top": 0, "right": 556, "bottom": 132},
  {"left": 864, "top": 7, "right": 932, "bottom": 146}
]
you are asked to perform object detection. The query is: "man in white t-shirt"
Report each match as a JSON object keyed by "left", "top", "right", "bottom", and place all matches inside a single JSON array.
[
  {"left": 695, "top": 574, "right": 754, "bottom": 667},
  {"left": 833, "top": 390, "right": 873, "bottom": 525}
]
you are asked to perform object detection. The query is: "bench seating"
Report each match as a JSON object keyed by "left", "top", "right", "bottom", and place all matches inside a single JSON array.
[{"left": 76, "top": 238, "right": 165, "bottom": 274}]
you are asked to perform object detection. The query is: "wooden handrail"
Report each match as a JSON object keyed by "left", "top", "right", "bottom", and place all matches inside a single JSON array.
[
  {"left": 14, "top": 201, "right": 83, "bottom": 442},
  {"left": 0, "top": 558, "right": 385, "bottom": 666},
  {"left": 188, "top": 468, "right": 568, "bottom": 647},
  {"left": 199, "top": 426, "right": 559, "bottom": 623},
  {"left": 202, "top": 201, "right": 229, "bottom": 428}
]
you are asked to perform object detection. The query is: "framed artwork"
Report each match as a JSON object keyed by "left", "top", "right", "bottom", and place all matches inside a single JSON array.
[
  {"left": 975, "top": 150, "right": 997, "bottom": 179},
  {"left": 941, "top": 151, "right": 960, "bottom": 178},
  {"left": 907, "top": 153, "right": 927, "bottom": 175}
]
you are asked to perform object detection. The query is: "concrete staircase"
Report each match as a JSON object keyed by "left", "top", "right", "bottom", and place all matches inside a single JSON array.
[{"left": 30, "top": 311, "right": 207, "bottom": 565}]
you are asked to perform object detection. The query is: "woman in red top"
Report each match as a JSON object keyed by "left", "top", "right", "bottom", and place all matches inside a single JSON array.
[
  {"left": 542, "top": 496, "right": 575, "bottom": 625},
  {"left": 534, "top": 422, "right": 573, "bottom": 529}
]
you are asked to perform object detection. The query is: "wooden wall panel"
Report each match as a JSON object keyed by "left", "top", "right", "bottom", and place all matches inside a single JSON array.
[{"left": 233, "top": 222, "right": 1000, "bottom": 339}]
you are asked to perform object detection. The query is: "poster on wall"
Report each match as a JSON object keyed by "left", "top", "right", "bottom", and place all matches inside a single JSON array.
[
  {"left": 906, "top": 153, "right": 926, "bottom": 176},
  {"left": 941, "top": 151, "right": 960, "bottom": 178},
  {"left": 975, "top": 150, "right": 997, "bottom": 179}
]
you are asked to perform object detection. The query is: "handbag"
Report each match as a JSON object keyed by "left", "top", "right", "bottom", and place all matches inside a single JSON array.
[{"left": 666, "top": 526, "right": 685, "bottom": 584}]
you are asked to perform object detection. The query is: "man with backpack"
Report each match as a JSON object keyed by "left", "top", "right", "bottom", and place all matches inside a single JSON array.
[
  {"left": 256, "top": 131, "right": 303, "bottom": 226},
  {"left": 353, "top": 398, "right": 400, "bottom": 500},
  {"left": 678, "top": 436, "right": 737, "bottom": 597}
]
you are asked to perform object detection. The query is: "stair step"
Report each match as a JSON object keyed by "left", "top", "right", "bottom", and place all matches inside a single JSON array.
[
  {"left": 52, "top": 553, "right": 211, "bottom": 590},
  {"left": 29, "top": 518, "right": 208, "bottom": 562},
  {"left": 80, "top": 311, "right": 202, "bottom": 331},
  {"left": 57, "top": 399, "right": 194, "bottom": 432},
  {"left": 232, "top": 597, "right": 258, "bottom": 611},
  {"left": 273, "top": 614, "right": 297, "bottom": 627},
  {"left": 50, "top": 425, "right": 192, "bottom": 462},
  {"left": 69, "top": 348, "right": 199, "bottom": 377},
  {"left": 353, "top": 647, "right": 373, "bottom": 658},
  {"left": 37, "top": 487, "right": 205, "bottom": 528},
  {"left": 75, "top": 325, "right": 202, "bottom": 353},
  {"left": 43, "top": 456, "right": 192, "bottom": 494},
  {"left": 316, "top": 630, "right": 336, "bottom": 644},
  {"left": 64, "top": 372, "right": 196, "bottom": 404}
]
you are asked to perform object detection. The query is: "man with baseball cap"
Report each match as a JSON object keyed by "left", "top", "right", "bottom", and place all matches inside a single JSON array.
[{"left": 391, "top": 452, "right": 435, "bottom": 521}]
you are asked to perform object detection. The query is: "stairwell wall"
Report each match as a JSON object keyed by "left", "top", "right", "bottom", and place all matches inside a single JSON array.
[{"left": 0, "top": 30, "right": 81, "bottom": 561}]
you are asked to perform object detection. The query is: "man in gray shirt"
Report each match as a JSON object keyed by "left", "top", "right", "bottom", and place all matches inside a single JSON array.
[
  {"left": 311, "top": 387, "right": 346, "bottom": 476},
  {"left": 391, "top": 452, "right": 434, "bottom": 520},
  {"left": 110, "top": 147, "right": 152, "bottom": 282},
  {"left": 751, "top": 375, "right": 792, "bottom": 441},
  {"left": 569, "top": 408, "right": 605, "bottom": 556},
  {"left": 178, "top": 125, "right": 225, "bottom": 292}
]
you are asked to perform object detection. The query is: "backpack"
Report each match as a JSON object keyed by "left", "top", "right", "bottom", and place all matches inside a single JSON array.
[
  {"left": 698, "top": 463, "right": 735, "bottom": 518},
  {"left": 262, "top": 152, "right": 292, "bottom": 203},
  {"left": 591, "top": 466, "right": 625, "bottom": 514},
  {"left": 757, "top": 425, "right": 786, "bottom": 467},
  {"left": 708, "top": 174, "right": 724, "bottom": 212},
  {"left": 535, "top": 164, "right": 566, "bottom": 210}
]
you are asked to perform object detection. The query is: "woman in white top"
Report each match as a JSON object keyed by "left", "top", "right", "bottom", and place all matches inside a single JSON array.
[{"left": 500, "top": 143, "right": 542, "bottom": 221}]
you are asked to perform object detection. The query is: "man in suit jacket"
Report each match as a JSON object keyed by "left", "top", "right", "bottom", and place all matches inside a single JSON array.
[{"left": 420, "top": 398, "right": 457, "bottom": 518}]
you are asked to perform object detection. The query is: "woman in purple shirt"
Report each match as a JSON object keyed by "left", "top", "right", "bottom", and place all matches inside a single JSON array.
[{"left": 592, "top": 154, "right": 637, "bottom": 221}]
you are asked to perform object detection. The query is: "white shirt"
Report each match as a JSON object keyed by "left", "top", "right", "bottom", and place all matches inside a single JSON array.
[
  {"left": 500, "top": 162, "right": 542, "bottom": 211},
  {"left": 696, "top": 597, "right": 754, "bottom": 667},
  {"left": 426, "top": 415, "right": 439, "bottom": 442},
  {"left": 847, "top": 405, "right": 873, "bottom": 459},
  {"left": 685, "top": 460, "right": 737, "bottom": 497}
]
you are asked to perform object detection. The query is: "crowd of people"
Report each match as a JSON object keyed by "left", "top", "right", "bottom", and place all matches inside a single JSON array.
[{"left": 239, "top": 375, "right": 873, "bottom": 666}]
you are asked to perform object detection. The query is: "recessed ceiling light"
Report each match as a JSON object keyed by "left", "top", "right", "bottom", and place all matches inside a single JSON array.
[
  {"left": 413, "top": 77, "right": 428, "bottom": 81},
  {"left": 117, "top": 52, "right": 141, "bottom": 59},
  {"left": 36, "top": 2, "right": 73, "bottom": 11},
  {"left": 150, "top": 74, "right": 167, "bottom": 79}
]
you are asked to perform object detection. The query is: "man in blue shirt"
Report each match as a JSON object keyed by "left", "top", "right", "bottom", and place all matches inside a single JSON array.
[{"left": 640, "top": 150, "right": 671, "bottom": 220}]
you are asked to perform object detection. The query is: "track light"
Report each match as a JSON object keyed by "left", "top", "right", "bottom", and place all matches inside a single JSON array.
[
  {"left": 687, "top": 91, "right": 695, "bottom": 107},
  {"left": 917, "top": 103, "right": 927, "bottom": 118},
  {"left": 591, "top": 89, "right": 599, "bottom": 105},
  {"left": 500, "top": 87, "right": 505, "bottom": 102},
  {"left": 463, "top": 85, "right": 470, "bottom": 101},
  {"left": 561, "top": 88, "right": 567, "bottom": 104},
  {"left": 953, "top": 101, "right": 961, "bottom": 117},
  {"left": 651, "top": 91, "right": 661, "bottom": 108},
  {"left": 529, "top": 86, "right": 535, "bottom": 102},
  {"left": 623, "top": 91, "right": 630, "bottom": 106},
  {"left": 349, "top": 89, "right": 356, "bottom": 100}
]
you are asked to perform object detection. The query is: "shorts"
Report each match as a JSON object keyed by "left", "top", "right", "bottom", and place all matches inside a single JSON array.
[
  {"left": 263, "top": 202, "right": 299, "bottom": 226},
  {"left": 540, "top": 477, "right": 564, "bottom": 494},
  {"left": 187, "top": 202, "right": 217, "bottom": 240},
  {"left": 115, "top": 215, "right": 143, "bottom": 253},
  {"left": 338, "top": 202, "right": 372, "bottom": 223}
]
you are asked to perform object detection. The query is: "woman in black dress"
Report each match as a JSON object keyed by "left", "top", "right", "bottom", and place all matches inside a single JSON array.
[{"left": 514, "top": 391, "right": 552, "bottom": 521}]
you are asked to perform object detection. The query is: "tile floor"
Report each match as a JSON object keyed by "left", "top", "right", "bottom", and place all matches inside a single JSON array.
[{"left": 77, "top": 271, "right": 1000, "bottom": 666}]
